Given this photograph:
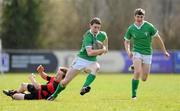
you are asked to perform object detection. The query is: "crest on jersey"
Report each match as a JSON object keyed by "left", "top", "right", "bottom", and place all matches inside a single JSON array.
[{"left": 144, "top": 32, "right": 148, "bottom": 36}]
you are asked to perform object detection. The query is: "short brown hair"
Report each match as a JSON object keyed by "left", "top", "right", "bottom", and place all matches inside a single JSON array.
[
  {"left": 90, "top": 17, "right": 101, "bottom": 25},
  {"left": 134, "top": 8, "right": 145, "bottom": 16}
]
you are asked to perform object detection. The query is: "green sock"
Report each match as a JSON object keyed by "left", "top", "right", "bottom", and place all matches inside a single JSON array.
[
  {"left": 83, "top": 74, "right": 96, "bottom": 87},
  {"left": 132, "top": 79, "right": 139, "bottom": 97},
  {"left": 52, "top": 83, "right": 65, "bottom": 97}
]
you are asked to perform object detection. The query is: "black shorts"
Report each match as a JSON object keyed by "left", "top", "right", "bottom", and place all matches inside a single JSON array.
[{"left": 24, "top": 84, "right": 39, "bottom": 100}]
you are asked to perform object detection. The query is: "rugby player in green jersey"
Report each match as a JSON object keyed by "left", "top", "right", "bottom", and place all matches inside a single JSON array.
[
  {"left": 124, "top": 8, "right": 170, "bottom": 99},
  {"left": 47, "top": 17, "right": 108, "bottom": 100}
]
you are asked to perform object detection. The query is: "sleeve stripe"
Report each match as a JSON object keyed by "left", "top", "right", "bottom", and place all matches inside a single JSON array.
[
  {"left": 85, "top": 46, "right": 92, "bottom": 48},
  {"left": 124, "top": 37, "right": 130, "bottom": 41},
  {"left": 152, "top": 31, "right": 158, "bottom": 38},
  {"left": 97, "top": 40, "right": 103, "bottom": 44}
]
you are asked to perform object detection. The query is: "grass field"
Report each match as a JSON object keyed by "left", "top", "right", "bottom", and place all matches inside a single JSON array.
[{"left": 0, "top": 73, "right": 180, "bottom": 111}]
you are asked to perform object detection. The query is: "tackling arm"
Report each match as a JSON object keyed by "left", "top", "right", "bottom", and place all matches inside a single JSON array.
[
  {"left": 28, "top": 74, "right": 40, "bottom": 89},
  {"left": 37, "top": 65, "right": 48, "bottom": 80}
]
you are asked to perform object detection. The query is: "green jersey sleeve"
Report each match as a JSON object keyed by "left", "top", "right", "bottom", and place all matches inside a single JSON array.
[
  {"left": 124, "top": 27, "right": 131, "bottom": 40},
  {"left": 98, "top": 31, "right": 107, "bottom": 42},
  {"left": 149, "top": 23, "right": 158, "bottom": 37}
]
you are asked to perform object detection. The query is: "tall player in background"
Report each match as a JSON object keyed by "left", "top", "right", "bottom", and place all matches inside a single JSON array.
[
  {"left": 47, "top": 17, "right": 108, "bottom": 101},
  {"left": 124, "top": 8, "right": 170, "bottom": 99}
]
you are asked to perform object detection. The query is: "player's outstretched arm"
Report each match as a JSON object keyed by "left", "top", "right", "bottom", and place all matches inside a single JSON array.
[
  {"left": 153, "top": 34, "right": 170, "bottom": 57},
  {"left": 28, "top": 73, "right": 40, "bottom": 89},
  {"left": 37, "top": 65, "right": 48, "bottom": 80}
]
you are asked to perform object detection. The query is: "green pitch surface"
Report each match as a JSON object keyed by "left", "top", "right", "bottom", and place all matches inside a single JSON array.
[{"left": 0, "top": 73, "right": 180, "bottom": 111}]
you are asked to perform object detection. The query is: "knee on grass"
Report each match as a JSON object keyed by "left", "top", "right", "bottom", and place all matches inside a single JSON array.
[{"left": 12, "top": 93, "right": 24, "bottom": 100}]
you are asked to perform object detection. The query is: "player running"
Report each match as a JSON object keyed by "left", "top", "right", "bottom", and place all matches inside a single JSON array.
[
  {"left": 3, "top": 65, "right": 68, "bottom": 100},
  {"left": 47, "top": 17, "right": 108, "bottom": 101},
  {"left": 124, "top": 8, "right": 170, "bottom": 99}
]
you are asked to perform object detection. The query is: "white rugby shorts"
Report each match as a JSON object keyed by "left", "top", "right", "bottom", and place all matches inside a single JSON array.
[{"left": 133, "top": 52, "right": 152, "bottom": 64}]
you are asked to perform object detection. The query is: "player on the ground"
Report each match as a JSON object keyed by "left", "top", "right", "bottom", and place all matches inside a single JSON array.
[
  {"left": 124, "top": 8, "right": 170, "bottom": 99},
  {"left": 47, "top": 17, "right": 108, "bottom": 101},
  {"left": 3, "top": 65, "right": 68, "bottom": 100}
]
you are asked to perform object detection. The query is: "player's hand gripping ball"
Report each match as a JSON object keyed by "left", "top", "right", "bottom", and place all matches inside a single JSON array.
[{"left": 92, "top": 41, "right": 103, "bottom": 49}]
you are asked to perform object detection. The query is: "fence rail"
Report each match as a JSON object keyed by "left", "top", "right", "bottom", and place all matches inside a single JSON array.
[{"left": 0, "top": 50, "right": 179, "bottom": 73}]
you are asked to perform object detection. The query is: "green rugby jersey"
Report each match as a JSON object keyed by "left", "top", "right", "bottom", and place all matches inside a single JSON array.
[
  {"left": 124, "top": 21, "right": 158, "bottom": 55},
  {"left": 78, "top": 30, "right": 107, "bottom": 61}
]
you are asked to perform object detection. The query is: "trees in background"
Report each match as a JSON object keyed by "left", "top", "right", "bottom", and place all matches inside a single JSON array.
[
  {"left": 39, "top": 0, "right": 180, "bottom": 50},
  {"left": 0, "top": 0, "right": 42, "bottom": 49},
  {"left": 38, "top": 0, "right": 81, "bottom": 49},
  {"left": 0, "top": 0, "right": 180, "bottom": 49}
]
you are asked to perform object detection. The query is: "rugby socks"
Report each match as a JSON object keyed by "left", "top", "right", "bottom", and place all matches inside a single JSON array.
[
  {"left": 132, "top": 79, "right": 139, "bottom": 97},
  {"left": 83, "top": 74, "right": 96, "bottom": 87},
  {"left": 52, "top": 82, "right": 65, "bottom": 97}
]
